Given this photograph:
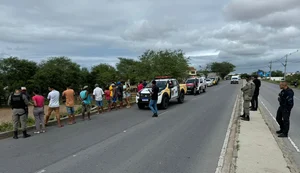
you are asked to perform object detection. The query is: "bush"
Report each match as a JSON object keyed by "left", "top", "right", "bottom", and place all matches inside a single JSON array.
[{"left": 0, "top": 122, "right": 13, "bottom": 132}]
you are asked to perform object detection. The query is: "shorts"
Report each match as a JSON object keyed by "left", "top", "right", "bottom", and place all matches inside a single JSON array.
[
  {"left": 66, "top": 107, "right": 75, "bottom": 115},
  {"left": 126, "top": 93, "right": 131, "bottom": 98},
  {"left": 48, "top": 107, "right": 59, "bottom": 115},
  {"left": 82, "top": 104, "right": 91, "bottom": 113},
  {"left": 112, "top": 97, "right": 117, "bottom": 103},
  {"left": 96, "top": 101, "right": 103, "bottom": 107}
]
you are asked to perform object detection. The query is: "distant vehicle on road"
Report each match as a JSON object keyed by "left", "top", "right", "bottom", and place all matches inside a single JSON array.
[
  {"left": 206, "top": 78, "right": 213, "bottom": 87},
  {"left": 210, "top": 77, "right": 218, "bottom": 85},
  {"left": 136, "top": 76, "right": 186, "bottom": 109},
  {"left": 185, "top": 77, "right": 206, "bottom": 95},
  {"left": 231, "top": 76, "right": 239, "bottom": 84}
]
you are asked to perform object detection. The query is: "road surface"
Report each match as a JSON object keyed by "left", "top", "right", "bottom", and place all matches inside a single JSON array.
[
  {"left": 0, "top": 82, "right": 239, "bottom": 173},
  {"left": 259, "top": 81, "right": 300, "bottom": 168}
]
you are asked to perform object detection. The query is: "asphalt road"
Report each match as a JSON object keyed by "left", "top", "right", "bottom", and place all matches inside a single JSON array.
[
  {"left": 0, "top": 81, "right": 239, "bottom": 173},
  {"left": 259, "top": 81, "right": 300, "bottom": 167}
]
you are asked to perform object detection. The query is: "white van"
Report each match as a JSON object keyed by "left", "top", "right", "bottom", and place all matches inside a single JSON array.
[{"left": 231, "top": 76, "right": 239, "bottom": 84}]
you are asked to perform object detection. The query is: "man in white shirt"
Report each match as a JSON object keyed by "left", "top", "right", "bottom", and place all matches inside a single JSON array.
[
  {"left": 45, "top": 86, "right": 63, "bottom": 127},
  {"left": 93, "top": 84, "right": 105, "bottom": 114}
]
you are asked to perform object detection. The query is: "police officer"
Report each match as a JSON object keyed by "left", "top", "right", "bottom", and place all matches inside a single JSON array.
[
  {"left": 7, "top": 89, "right": 31, "bottom": 139},
  {"left": 240, "top": 75, "right": 256, "bottom": 121},
  {"left": 276, "top": 81, "right": 294, "bottom": 138},
  {"left": 21, "top": 87, "right": 30, "bottom": 120}
]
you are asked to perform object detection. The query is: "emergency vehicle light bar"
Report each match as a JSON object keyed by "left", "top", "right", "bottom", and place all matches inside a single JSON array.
[{"left": 155, "top": 76, "right": 172, "bottom": 79}]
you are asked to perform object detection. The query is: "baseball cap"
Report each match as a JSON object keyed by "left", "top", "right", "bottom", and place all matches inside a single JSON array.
[
  {"left": 21, "top": 87, "right": 26, "bottom": 90},
  {"left": 83, "top": 86, "right": 88, "bottom": 90}
]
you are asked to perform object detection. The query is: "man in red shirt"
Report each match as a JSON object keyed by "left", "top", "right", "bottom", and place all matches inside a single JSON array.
[{"left": 137, "top": 81, "right": 144, "bottom": 92}]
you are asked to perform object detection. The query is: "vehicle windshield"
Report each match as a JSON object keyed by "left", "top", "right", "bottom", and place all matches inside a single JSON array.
[
  {"left": 186, "top": 79, "right": 195, "bottom": 84},
  {"left": 206, "top": 79, "right": 211, "bottom": 81},
  {"left": 145, "top": 81, "right": 167, "bottom": 91}
]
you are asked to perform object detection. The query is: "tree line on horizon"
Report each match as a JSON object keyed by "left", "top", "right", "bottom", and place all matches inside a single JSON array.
[{"left": 0, "top": 49, "right": 236, "bottom": 102}]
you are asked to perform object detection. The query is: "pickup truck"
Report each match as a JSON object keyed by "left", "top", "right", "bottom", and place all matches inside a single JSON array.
[
  {"left": 185, "top": 77, "right": 206, "bottom": 95},
  {"left": 136, "top": 76, "right": 186, "bottom": 109},
  {"left": 231, "top": 76, "right": 239, "bottom": 84}
]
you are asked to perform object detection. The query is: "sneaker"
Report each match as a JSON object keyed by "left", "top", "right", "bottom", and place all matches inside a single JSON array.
[
  {"left": 276, "top": 130, "right": 283, "bottom": 134},
  {"left": 34, "top": 131, "right": 40, "bottom": 134},
  {"left": 278, "top": 133, "right": 288, "bottom": 138},
  {"left": 41, "top": 130, "right": 46, "bottom": 133}
]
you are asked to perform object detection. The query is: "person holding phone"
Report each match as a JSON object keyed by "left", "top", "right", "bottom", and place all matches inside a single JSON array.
[{"left": 149, "top": 80, "right": 159, "bottom": 117}]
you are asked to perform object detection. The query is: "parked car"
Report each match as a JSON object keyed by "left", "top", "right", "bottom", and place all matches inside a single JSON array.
[
  {"left": 206, "top": 78, "right": 213, "bottom": 87},
  {"left": 185, "top": 77, "right": 206, "bottom": 95},
  {"left": 136, "top": 76, "right": 186, "bottom": 109}
]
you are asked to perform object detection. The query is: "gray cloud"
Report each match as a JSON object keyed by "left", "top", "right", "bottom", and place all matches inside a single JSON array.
[{"left": 0, "top": 0, "right": 299, "bottom": 74}]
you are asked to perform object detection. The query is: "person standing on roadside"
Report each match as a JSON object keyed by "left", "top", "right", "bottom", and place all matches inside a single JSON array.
[
  {"left": 8, "top": 89, "right": 31, "bottom": 139},
  {"left": 143, "top": 80, "right": 147, "bottom": 88},
  {"left": 45, "top": 86, "right": 63, "bottom": 127},
  {"left": 149, "top": 80, "right": 159, "bottom": 117},
  {"left": 240, "top": 76, "right": 255, "bottom": 121},
  {"left": 32, "top": 89, "right": 46, "bottom": 133},
  {"left": 137, "top": 81, "right": 144, "bottom": 92},
  {"left": 251, "top": 75, "right": 261, "bottom": 111},
  {"left": 276, "top": 81, "right": 294, "bottom": 138},
  {"left": 111, "top": 84, "right": 117, "bottom": 109},
  {"left": 124, "top": 83, "right": 131, "bottom": 108},
  {"left": 21, "top": 87, "right": 30, "bottom": 120},
  {"left": 93, "top": 84, "right": 105, "bottom": 114},
  {"left": 62, "top": 85, "right": 76, "bottom": 125},
  {"left": 104, "top": 86, "right": 112, "bottom": 111},
  {"left": 116, "top": 82, "right": 124, "bottom": 109},
  {"left": 80, "top": 86, "right": 92, "bottom": 120}
]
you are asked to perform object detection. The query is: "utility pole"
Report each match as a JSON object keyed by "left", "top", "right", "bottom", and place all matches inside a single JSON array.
[
  {"left": 268, "top": 61, "right": 272, "bottom": 80},
  {"left": 283, "top": 55, "right": 288, "bottom": 81}
]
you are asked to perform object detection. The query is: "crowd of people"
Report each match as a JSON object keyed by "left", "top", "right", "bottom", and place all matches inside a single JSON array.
[
  {"left": 7, "top": 81, "right": 134, "bottom": 139},
  {"left": 240, "top": 75, "right": 294, "bottom": 138}
]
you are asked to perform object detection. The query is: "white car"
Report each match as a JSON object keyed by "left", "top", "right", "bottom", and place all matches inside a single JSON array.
[{"left": 206, "top": 79, "right": 213, "bottom": 87}]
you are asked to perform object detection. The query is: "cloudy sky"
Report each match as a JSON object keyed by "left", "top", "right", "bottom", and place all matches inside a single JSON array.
[{"left": 0, "top": 0, "right": 300, "bottom": 73}]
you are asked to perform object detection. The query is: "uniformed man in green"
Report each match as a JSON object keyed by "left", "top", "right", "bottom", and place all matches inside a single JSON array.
[
  {"left": 8, "top": 88, "right": 31, "bottom": 139},
  {"left": 241, "top": 75, "right": 256, "bottom": 121}
]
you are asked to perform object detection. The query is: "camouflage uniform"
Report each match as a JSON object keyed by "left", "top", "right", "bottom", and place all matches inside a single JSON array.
[{"left": 241, "top": 81, "right": 256, "bottom": 120}]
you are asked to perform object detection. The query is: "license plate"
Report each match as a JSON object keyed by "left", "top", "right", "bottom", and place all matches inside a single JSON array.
[{"left": 142, "top": 99, "right": 148, "bottom": 101}]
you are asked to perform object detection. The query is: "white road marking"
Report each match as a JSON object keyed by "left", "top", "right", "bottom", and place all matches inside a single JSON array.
[
  {"left": 215, "top": 94, "right": 239, "bottom": 173},
  {"left": 260, "top": 100, "right": 300, "bottom": 153},
  {"left": 36, "top": 170, "right": 46, "bottom": 173}
]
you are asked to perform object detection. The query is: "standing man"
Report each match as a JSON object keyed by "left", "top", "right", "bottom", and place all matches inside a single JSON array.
[
  {"left": 8, "top": 89, "right": 31, "bottom": 139},
  {"left": 62, "top": 85, "right": 76, "bottom": 125},
  {"left": 116, "top": 82, "right": 124, "bottom": 109},
  {"left": 251, "top": 75, "right": 261, "bottom": 111},
  {"left": 80, "top": 86, "right": 92, "bottom": 120},
  {"left": 143, "top": 80, "right": 147, "bottom": 88},
  {"left": 137, "top": 81, "right": 144, "bottom": 92},
  {"left": 276, "top": 81, "right": 294, "bottom": 138},
  {"left": 21, "top": 87, "right": 30, "bottom": 120},
  {"left": 93, "top": 84, "right": 104, "bottom": 114},
  {"left": 149, "top": 80, "right": 159, "bottom": 117},
  {"left": 241, "top": 76, "right": 256, "bottom": 121},
  {"left": 45, "top": 86, "right": 63, "bottom": 127}
]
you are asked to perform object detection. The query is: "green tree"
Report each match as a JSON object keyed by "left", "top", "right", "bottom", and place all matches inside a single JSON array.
[
  {"left": 240, "top": 73, "right": 249, "bottom": 79},
  {"left": 271, "top": 70, "right": 284, "bottom": 77},
  {"left": 139, "top": 49, "right": 190, "bottom": 81},
  {"left": 116, "top": 58, "right": 141, "bottom": 84},
  {"left": 197, "top": 64, "right": 211, "bottom": 78},
  {"left": 210, "top": 61, "right": 235, "bottom": 79},
  {"left": 34, "top": 57, "right": 82, "bottom": 94},
  {"left": 90, "top": 64, "right": 118, "bottom": 88},
  {"left": 80, "top": 67, "right": 93, "bottom": 88},
  {"left": 0, "top": 57, "right": 38, "bottom": 92}
]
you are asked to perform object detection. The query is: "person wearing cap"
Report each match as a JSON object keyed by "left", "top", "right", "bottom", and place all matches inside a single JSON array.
[
  {"left": 7, "top": 89, "right": 31, "bottom": 139},
  {"left": 45, "top": 86, "right": 63, "bottom": 127},
  {"left": 240, "top": 75, "right": 256, "bottom": 121},
  {"left": 93, "top": 84, "right": 104, "bottom": 114},
  {"left": 80, "top": 86, "right": 92, "bottom": 120},
  {"left": 21, "top": 87, "right": 30, "bottom": 120},
  {"left": 62, "top": 85, "right": 76, "bottom": 125}
]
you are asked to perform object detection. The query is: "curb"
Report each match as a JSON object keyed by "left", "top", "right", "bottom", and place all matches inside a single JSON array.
[
  {"left": 0, "top": 101, "right": 136, "bottom": 140},
  {"left": 259, "top": 106, "right": 300, "bottom": 173}
]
